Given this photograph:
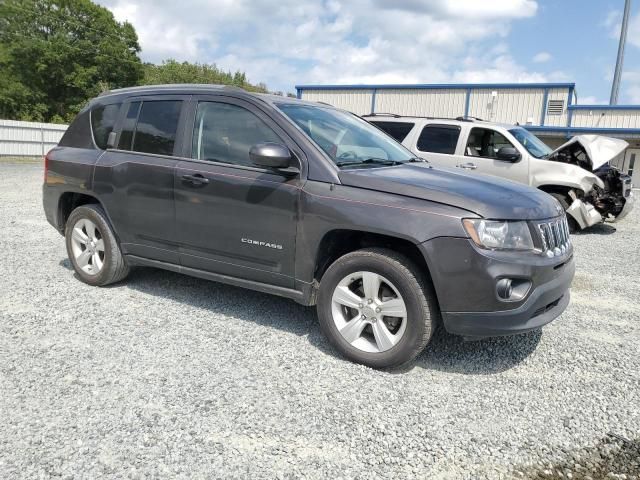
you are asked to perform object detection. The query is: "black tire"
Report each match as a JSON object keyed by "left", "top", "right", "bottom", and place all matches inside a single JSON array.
[
  {"left": 64, "top": 204, "right": 129, "bottom": 286},
  {"left": 316, "top": 248, "right": 437, "bottom": 369},
  {"left": 549, "top": 193, "right": 579, "bottom": 232}
]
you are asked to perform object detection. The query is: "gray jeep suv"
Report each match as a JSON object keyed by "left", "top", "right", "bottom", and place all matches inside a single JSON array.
[{"left": 43, "top": 84, "right": 574, "bottom": 368}]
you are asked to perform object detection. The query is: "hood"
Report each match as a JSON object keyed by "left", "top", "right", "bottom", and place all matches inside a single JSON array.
[
  {"left": 548, "top": 135, "right": 628, "bottom": 170},
  {"left": 338, "top": 163, "right": 562, "bottom": 220}
]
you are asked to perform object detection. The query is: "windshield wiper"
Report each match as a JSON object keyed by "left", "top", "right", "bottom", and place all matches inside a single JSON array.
[{"left": 336, "top": 157, "right": 404, "bottom": 167}]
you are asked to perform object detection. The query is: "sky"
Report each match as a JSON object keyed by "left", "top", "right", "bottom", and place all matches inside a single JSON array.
[{"left": 97, "top": 0, "right": 640, "bottom": 104}]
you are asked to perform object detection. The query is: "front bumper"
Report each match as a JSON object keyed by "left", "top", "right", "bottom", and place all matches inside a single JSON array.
[
  {"left": 421, "top": 237, "right": 575, "bottom": 338},
  {"left": 612, "top": 190, "right": 634, "bottom": 222}
]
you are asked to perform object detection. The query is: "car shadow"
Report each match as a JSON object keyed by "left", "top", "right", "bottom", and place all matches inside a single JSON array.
[
  {"left": 573, "top": 223, "right": 617, "bottom": 235},
  {"left": 409, "top": 326, "right": 542, "bottom": 375},
  {"left": 58, "top": 260, "right": 542, "bottom": 375}
]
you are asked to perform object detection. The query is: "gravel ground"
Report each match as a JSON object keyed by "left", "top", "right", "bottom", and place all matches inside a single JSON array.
[{"left": 1, "top": 161, "right": 639, "bottom": 479}]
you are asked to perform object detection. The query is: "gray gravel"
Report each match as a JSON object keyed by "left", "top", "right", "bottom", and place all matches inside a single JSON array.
[{"left": 1, "top": 161, "right": 639, "bottom": 479}]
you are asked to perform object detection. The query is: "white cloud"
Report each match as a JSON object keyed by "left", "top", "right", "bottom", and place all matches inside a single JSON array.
[
  {"left": 604, "top": 9, "right": 640, "bottom": 49},
  {"left": 97, "top": 0, "right": 546, "bottom": 92},
  {"left": 532, "top": 51, "right": 551, "bottom": 63}
]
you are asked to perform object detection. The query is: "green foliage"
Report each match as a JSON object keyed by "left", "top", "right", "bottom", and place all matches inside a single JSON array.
[
  {"left": 141, "top": 59, "right": 268, "bottom": 93},
  {"left": 0, "top": 0, "right": 144, "bottom": 123},
  {"left": 0, "top": 1, "right": 271, "bottom": 124}
]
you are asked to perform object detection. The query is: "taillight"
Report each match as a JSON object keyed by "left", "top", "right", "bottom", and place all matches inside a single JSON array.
[{"left": 44, "top": 150, "right": 52, "bottom": 183}]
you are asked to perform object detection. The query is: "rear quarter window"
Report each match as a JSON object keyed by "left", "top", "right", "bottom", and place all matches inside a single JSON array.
[
  {"left": 58, "top": 108, "right": 95, "bottom": 149},
  {"left": 91, "top": 103, "right": 122, "bottom": 150},
  {"left": 370, "top": 121, "right": 415, "bottom": 142}
]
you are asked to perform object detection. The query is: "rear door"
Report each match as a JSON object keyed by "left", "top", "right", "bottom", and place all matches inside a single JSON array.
[
  {"left": 174, "top": 96, "right": 302, "bottom": 287},
  {"left": 93, "top": 95, "right": 189, "bottom": 263},
  {"left": 411, "top": 122, "right": 462, "bottom": 169}
]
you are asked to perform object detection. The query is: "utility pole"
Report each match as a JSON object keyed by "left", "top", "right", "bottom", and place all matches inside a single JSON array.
[{"left": 610, "top": 0, "right": 632, "bottom": 105}]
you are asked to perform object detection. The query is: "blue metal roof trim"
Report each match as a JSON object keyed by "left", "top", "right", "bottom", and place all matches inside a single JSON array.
[
  {"left": 525, "top": 125, "right": 640, "bottom": 134},
  {"left": 295, "top": 82, "right": 576, "bottom": 91},
  {"left": 568, "top": 104, "right": 640, "bottom": 110}
]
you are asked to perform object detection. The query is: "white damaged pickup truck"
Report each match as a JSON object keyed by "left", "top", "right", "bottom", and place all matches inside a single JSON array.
[{"left": 367, "top": 115, "right": 634, "bottom": 231}]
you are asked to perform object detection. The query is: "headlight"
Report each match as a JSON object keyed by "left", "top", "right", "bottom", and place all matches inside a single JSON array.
[{"left": 462, "top": 219, "right": 534, "bottom": 251}]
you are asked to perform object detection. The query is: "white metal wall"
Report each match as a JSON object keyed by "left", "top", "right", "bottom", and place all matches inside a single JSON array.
[
  {"left": 543, "top": 88, "right": 570, "bottom": 127},
  {"left": 299, "top": 86, "right": 574, "bottom": 127},
  {"left": 300, "top": 89, "right": 373, "bottom": 115},
  {"left": 570, "top": 109, "right": 640, "bottom": 129},
  {"left": 374, "top": 89, "right": 466, "bottom": 117},
  {"left": 0, "top": 119, "right": 67, "bottom": 156},
  {"left": 467, "top": 88, "right": 546, "bottom": 125}
]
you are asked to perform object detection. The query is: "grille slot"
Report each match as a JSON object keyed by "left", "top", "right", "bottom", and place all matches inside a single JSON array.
[{"left": 538, "top": 216, "right": 571, "bottom": 257}]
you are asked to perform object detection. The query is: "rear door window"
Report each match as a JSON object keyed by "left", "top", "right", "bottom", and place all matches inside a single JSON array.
[
  {"left": 118, "top": 102, "right": 141, "bottom": 151},
  {"left": 132, "top": 101, "right": 182, "bottom": 155},
  {"left": 117, "top": 100, "right": 182, "bottom": 156},
  {"left": 91, "top": 103, "right": 122, "bottom": 150},
  {"left": 370, "top": 121, "right": 415, "bottom": 142},
  {"left": 417, "top": 124, "right": 461, "bottom": 154}
]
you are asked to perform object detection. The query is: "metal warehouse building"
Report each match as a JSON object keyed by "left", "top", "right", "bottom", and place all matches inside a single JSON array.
[{"left": 296, "top": 83, "right": 639, "bottom": 185}]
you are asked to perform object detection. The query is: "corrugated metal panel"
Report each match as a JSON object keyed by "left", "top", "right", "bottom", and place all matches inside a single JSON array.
[
  {"left": 467, "top": 88, "right": 547, "bottom": 125},
  {"left": 570, "top": 109, "right": 640, "bottom": 129},
  {"left": 543, "top": 88, "right": 569, "bottom": 127},
  {"left": 0, "top": 119, "right": 67, "bottom": 156},
  {"left": 374, "top": 89, "right": 466, "bottom": 117},
  {"left": 300, "top": 89, "right": 373, "bottom": 115}
]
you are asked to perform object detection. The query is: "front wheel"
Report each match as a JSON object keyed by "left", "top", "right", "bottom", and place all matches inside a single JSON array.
[
  {"left": 549, "top": 193, "right": 579, "bottom": 232},
  {"left": 317, "top": 248, "right": 437, "bottom": 369}
]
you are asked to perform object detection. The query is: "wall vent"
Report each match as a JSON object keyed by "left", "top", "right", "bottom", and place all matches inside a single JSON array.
[{"left": 547, "top": 99, "right": 565, "bottom": 115}]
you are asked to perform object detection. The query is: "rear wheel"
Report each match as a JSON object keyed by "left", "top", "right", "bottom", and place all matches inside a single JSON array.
[
  {"left": 549, "top": 192, "right": 579, "bottom": 232},
  {"left": 65, "top": 204, "right": 129, "bottom": 286},
  {"left": 317, "top": 248, "right": 437, "bottom": 369}
]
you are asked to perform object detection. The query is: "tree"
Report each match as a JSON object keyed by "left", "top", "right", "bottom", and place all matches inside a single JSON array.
[
  {"left": 0, "top": 0, "right": 143, "bottom": 122},
  {"left": 141, "top": 59, "right": 268, "bottom": 93}
]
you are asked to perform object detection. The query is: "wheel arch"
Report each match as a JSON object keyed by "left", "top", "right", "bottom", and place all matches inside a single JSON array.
[
  {"left": 57, "top": 192, "right": 102, "bottom": 231},
  {"left": 312, "top": 230, "right": 439, "bottom": 312}
]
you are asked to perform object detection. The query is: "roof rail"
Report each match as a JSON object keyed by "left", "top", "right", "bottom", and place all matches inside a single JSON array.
[
  {"left": 455, "top": 115, "right": 485, "bottom": 122},
  {"left": 363, "top": 113, "right": 486, "bottom": 122},
  {"left": 98, "top": 83, "right": 246, "bottom": 97},
  {"left": 361, "top": 112, "right": 401, "bottom": 118}
]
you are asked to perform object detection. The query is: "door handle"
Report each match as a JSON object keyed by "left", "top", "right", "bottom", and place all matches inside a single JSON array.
[
  {"left": 181, "top": 173, "right": 210, "bottom": 185},
  {"left": 458, "top": 162, "right": 477, "bottom": 170}
]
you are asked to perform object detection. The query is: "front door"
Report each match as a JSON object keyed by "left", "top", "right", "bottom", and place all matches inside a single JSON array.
[
  {"left": 174, "top": 97, "right": 301, "bottom": 288},
  {"left": 623, "top": 148, "right": 639, "bottom": 187},
  {"left": 451, "top": 127, "right": 529, "bottom": 184}
]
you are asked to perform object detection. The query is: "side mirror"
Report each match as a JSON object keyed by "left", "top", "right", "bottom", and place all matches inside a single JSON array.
[
  {"left": 249, "top": 142, "right": 293, "bottom": 169},
  {"left": 496, "top": 146, "right": 521, "bottom": 162}
]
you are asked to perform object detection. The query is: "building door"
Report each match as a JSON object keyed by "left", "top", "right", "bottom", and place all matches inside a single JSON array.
[{"left": 623, "top": 149, "right": 639, "bottom": 187}]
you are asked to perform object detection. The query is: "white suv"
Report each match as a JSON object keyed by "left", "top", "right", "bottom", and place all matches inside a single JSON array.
[{"left": 366, "top": 114, "right": 634, "bottom": 231}]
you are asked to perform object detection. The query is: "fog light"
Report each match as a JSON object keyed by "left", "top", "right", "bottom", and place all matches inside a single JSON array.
[{"left": 496, "top": 278, "right": 513, "bottom": 300}]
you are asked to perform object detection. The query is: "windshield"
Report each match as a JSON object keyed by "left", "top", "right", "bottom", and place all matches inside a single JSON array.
[
  {"left": 509, "top": 127, "right": 553, "bottom": 159},
  {"left": 276, "top": 103, "right": 414, "bottom": 167}
]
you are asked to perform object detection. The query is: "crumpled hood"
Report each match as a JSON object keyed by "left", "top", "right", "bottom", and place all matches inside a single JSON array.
[
  {"left": 548, "top": 135, "right": 628, "bottom": 170},
  {"left": 338, "top": 163, "right": 562, "bottom": 220}
]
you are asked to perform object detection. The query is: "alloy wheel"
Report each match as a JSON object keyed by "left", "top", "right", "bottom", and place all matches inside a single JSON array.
[
  {"left": 70, "top": 218, "right": 105, "bottom": 275},
  {"left": 331, "top": 271, "right": 407, "bottom": 353}
]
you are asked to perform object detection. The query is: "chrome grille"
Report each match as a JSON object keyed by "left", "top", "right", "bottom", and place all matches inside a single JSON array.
[{"left": 538, "top": 215, "right": 571, "bottom": 258}]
